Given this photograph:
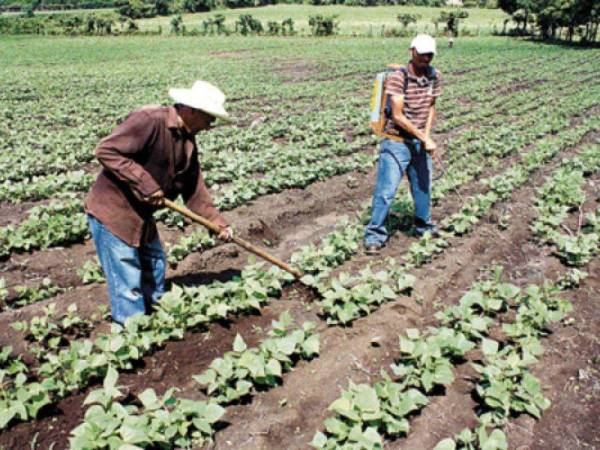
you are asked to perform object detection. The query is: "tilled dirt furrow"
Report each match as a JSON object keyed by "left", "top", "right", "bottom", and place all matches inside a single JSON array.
[
  {"left": 511, "top": 269, "right": 600, "bottom": 450},
  {"left": 0, "top": 168, "right": 374, "bottom": 351},
  {"left": 1, "top": 106, "right": 589, "bottom": 449},
  {"left": 210, "top": 206, "right": 530, "bottom": 449},
  {"left": 506, "top": 190, "right": 600, "bottom": 450},
  {"left": 387, "top": 364, "right": 480, "bottom": 450},
  {"left": 0, "top": 112, "right": 570, "bottom": 448},
  {"left": 207, "top": 127, "right": 596, "bottom": 449},
  {"left": 393, "top": 157, "right": 600, "bottom": 450}
]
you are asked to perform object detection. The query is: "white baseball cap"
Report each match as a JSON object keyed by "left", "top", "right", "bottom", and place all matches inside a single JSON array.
[
  {"left": 410, "top": 34, "right": 437, "bottom": 55},
  {"left": 169, "top": 80, "right": 232, "bottom": 122}
]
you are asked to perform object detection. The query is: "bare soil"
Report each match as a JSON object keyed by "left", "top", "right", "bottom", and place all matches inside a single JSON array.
[
  {"left": 0, "top": 61, "right": 599, "bottom": 450},
  {"left": 1, "top": 136, "right": 598, "bottom": 450}
]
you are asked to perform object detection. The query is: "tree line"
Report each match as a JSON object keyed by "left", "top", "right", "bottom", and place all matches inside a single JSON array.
[
  {"left": 0, "top": 0, "right": 493, "bottom": 13},
  {"left": 1, "top": 0, "right": 597, "bottom": 42},
  {"left": 498, "top": 0, "right": 598, "bottom": 42}
]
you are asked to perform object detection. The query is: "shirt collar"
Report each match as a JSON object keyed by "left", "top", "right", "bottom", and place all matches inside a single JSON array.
[
  {"left": 166, "top": 105, "right": 182, "bottom": 131},
  {"left": 407, "top": 62, "right": 432, "bottom": 86},
  {"left": 167, "top": 105, "right": 196, "bottom": 139},
  {"left": 407, "top": 62, "right": 420, "bottom": 78}
]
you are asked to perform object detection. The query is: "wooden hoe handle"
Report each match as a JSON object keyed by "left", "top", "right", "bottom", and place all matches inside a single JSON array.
[{"left": 163, "top": 199, "right": 304, "bottom": 280}]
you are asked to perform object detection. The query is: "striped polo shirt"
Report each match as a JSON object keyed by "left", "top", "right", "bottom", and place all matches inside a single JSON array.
[{"left": 383, "top": 64, "right": 443, "bottom": 136}]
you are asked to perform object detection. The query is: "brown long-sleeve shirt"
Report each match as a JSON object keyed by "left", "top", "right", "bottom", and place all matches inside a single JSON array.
[{"left": 85, "top": 105, "right": 228, "bottom": 247}]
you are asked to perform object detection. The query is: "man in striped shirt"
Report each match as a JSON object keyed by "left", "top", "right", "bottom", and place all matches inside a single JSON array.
[{"left": 364, "top": 34, "right": 443, "bottom": 254}]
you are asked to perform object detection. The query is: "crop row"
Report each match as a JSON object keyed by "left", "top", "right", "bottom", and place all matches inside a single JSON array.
[
  {"left": 0, "top": 218, "right": 367, "bottom": 430},
  {"left": 0, "top": 54, "right": 550, "bottom": 203},
  {"left": 12, "top": 68, "right": 585, "bottom": 336},
  {"left": 430, "top": 147, "right": 600, "bottom": 449},
  {"left": 433, "top": 82, "right": 600, "bottom": 204},
  {"left": 436, "top": 84, "right": 600, "bottom": 210},
  {"left": 3, "top": 70, "right": 597, "bottom": 432},
  {"left": 302, "top": 111, "right": 600, "bottom": 331},
  {"left": 437, "top": 59, "right": 596, "bottom": 132},
  {"left": 0, "top": 122, "right": 373, "bottom": 205},
  {"left": 0, "top": 152, "right": 372, "bottom": 259},
  {"left": 65, "top": 116, "right": 592, "bottom": 446},
  {"left": 406, "top": 114, "right": 600, "bottom": 268},
  {"left": 79, "top": 102, "right": 598, "bottom": 446},
  {"left": 0, "top": 109, "right": 496, "bottom": 430},
  {"left": 313, "top": 269, "right": 575, "bottom": 449},
  {"left": 530, "top": 141, "right": 600, "bottom": 266},
  {"left": 0, "top": 46, "right": 586, "bottom": 189},
  {"left": 3, "top": 62, "right": 594, "bottom": 264},
  {"left": 68, "top": 310, "right": 318, "bottom": 449},
  {"left": 0, "top": 50, "right": 585, "bottom": 216},
  {"left": 85, "top": 74, "right": 597, "bottom": 275}
]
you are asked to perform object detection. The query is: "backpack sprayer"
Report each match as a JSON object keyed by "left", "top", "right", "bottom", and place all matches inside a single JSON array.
[
  {"left": 369, "top": 65, "right": 446, "bottom": 181},
  {"left": 163, "top": 67, "right": 453, "bottom": 282}
]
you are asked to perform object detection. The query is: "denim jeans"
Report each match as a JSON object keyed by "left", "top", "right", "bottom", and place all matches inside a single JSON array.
[
  {"left": 87, "top": 214, "right": 166, "bottom": 325},
  {"left": 364, "top": 138, "right": 433, "bottom": 246}
]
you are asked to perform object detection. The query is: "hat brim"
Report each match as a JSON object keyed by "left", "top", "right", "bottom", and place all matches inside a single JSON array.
[
  {"left": 411, "top": 46, "right": 436, "bottom": 55},
  {"left": 169, "top": 88, "right": 234, "bottom": 123}
]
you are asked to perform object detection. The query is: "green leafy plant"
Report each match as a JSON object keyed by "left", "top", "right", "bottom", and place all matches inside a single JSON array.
[
  {"left": 404, "top": 233, "right": 449, "bottom": 266},
  {"left": 473, "top": 341, "right": 551, "bottom": 426},
  {"left": 11, "top": 303, "right": 93, "bottom": 359},
  {"left": 315, "top": 262, "right": 415, "bottom": 325},
  {"left": 166, "top": 227, "right": 214, "bottom": 268},
  {"left": 194, "top": 312, "right": 319, "bottom": 404},
  {"left": 11, "top": 277, "right": 62, "bottom": 307},
  {"left": 77, "top": 259, "right": 105, "bottom": 284},
  {"left": 311, "top": 380, "right": 428, "bottom": 450},
  {"left": 69, "top": 367, "right": 224, "bottom": 449},
  {"left": 434, "top": 426, "right": 508, "bottom": 450}
]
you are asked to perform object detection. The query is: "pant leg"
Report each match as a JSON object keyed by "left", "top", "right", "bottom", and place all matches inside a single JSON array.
[
  {"left": 139, "top": 234, "right": 166, "bottom": 306},
  {"left": 87, "top": 214, "right": 146, "bottom": 325},
  {"left": 406, "top": 139, "right": 434, "bottom": 227},
  {"left": 364, "top": 139, "right": 412, "bottom": 246}
]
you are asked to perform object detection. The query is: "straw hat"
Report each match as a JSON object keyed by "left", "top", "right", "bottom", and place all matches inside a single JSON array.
[{"left": 169, "top": 80, "right": 232, "bottom": 122}]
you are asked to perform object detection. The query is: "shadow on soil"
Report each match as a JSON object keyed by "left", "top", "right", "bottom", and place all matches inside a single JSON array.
[{"left": 167, "top": 268, "right": 243, "bottom": 288}]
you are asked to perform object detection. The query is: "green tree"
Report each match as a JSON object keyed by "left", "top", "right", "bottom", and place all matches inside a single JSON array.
[
  {"left": 397, "top": 13, "right": 420, "bottom": 29},
  {"left": 170, "top": 12, "right": 181, "bottom": 33},
  {"left": 154, "top": 0, "right": 169, "bottom": 15},
  {"left": 118, "top": 0, "right": 156, "bottom": 19},
  {"left": 498, "top": 0, "right": 599, "bottom": 41},
  {"left": 235, "top": 13, "right": 262, "bottom": 34},
  {"left": 281, "top": 17, "right": 294, "bottom": 34},
  {"left": 438, "top": 9, "right": 469, "bottom": 36},
  {"left": 308, "top": 14, "right": 338, "bottom": 36}
]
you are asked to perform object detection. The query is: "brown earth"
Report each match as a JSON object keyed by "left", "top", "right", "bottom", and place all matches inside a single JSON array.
[
  {"left": 0, "top": 57, "right": 599, "bottom": 450},
  {"left": 0, "top": 166, "right": 375, "bottom": 354},
  {"left": 1, "top": 116, "right": 599, "bottom": 450}
]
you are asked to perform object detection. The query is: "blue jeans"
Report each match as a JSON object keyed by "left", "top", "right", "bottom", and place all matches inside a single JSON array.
[
  {"left": 87, "top": 214, "right": 166, "bottom": 325},
  {"left": 364, "top": 138, "right": 433, "bottom": 246}
]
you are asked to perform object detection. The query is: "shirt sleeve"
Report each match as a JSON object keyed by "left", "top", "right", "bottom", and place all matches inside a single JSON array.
[
  {"left": 95, "top": 110, "right": 161, "bottom": 197},
  {"left": 181, "top": 152, "right": 228, "bottom": 228},
  {"left": 432, "top": 70, "right": 442, "bottom": 99},
  {"left": 385, "top": 70, "right": 405, "bottom": 97}
]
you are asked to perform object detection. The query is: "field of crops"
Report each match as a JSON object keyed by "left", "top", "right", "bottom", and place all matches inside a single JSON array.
[
  {"left": 139, "top": 5, "right": 508, "bottom": 35},
  {"left": 0, "top": 34, "right": 599, "bottom": 450}
]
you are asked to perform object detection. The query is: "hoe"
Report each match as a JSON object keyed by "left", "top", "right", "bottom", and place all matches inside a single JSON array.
[{"left": 164, "top": 199, "right": 304, "bottom": 280}]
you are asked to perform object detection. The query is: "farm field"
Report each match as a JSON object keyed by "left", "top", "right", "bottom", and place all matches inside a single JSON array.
[
  {"left": 0, "top": 34, "right": 599, "bottom": 450},
  {"left": 139, "top": 5, "right": 509, "bottom": 35}
]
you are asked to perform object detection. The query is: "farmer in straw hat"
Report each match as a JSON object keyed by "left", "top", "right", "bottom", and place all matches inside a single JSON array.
[{"left": 85, "top": 81, "right": 233, "bottom": 325}]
